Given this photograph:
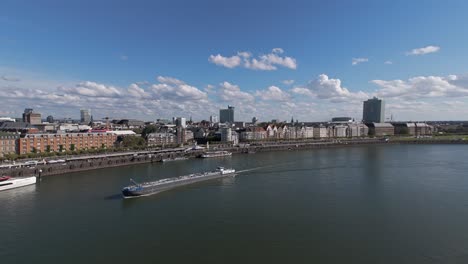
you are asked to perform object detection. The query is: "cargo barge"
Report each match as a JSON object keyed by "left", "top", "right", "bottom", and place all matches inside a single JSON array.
[{"left": 122, "top": 167, "right": 235, "bottom": 198}]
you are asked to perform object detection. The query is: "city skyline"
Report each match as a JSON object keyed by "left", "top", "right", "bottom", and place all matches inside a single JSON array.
[{"left": 2, "top": 1, "right": 468, "bottom": 121}]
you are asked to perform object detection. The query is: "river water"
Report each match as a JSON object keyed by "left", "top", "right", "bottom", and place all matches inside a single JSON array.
[{"left": 1, "top": 144, "right": 468, "bottom": 263}]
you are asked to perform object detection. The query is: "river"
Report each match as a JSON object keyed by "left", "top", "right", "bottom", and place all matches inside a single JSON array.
[{"left": 1, "top": 144, "right": 468, "bottom": 263}]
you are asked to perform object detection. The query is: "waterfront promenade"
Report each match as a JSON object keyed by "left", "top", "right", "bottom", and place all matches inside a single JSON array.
[{"left": 1, "top": 137, "right": 467, "bottom": 178}]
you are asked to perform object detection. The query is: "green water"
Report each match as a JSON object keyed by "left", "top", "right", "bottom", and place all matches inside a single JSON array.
[{"left": 1, "top": 145, "right": 468, "bottom": 263}]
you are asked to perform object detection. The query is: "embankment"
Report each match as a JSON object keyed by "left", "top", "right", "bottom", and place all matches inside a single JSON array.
[{"left": 1, "top": 138, "right": 467, "bottom": 177}]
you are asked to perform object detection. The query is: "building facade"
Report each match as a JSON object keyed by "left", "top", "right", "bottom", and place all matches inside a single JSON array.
[
  {"left": 0, "top": 133, "right": 19, "bottom": 157},
  {"left": 366, "top": 123, "right": 394, "bottom": 136},
  {"left": 23, "top": 108, "right": 42, "bottom": 125},
  {"left": 147, "top": 132, "right": 176, "bottom": 146},
  {"left": 220, "top": 105, "right": 235, "bottom": 123},
  {"left": 363, "top": 97, "right": 385, "bottom": 123},
  {"left": 80, "top": 109, "right": 91, "bottom": 124},
  {"left": 175, "top": 117, "right": 186, "bottom": 128},
  {"left": 210, "top": 115, "right": 218, "bottom": 123},
  {"left": 18, "top": 132, "right": 117, "bottom": 154},
  {"left": 220, "top": 127, "right": 232, "bottom": 142},
  {"left": 240, "top": 127, "right": 267, "bottom": 141}
]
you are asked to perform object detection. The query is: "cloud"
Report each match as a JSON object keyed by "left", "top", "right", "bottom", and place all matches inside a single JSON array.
[
  {"left": 272, "top": 48, "right": 284, "bottom": 54},
  {"left": 59, "top": 81, "right": 122, "bottom": 97},
  {"left": 291, "top": 74, "right": 368, "bottom": 103},
  {"left": 217, "top": 81, "right": 255, "bottom": 102},
  {"left": 384, "top": 60, "right": 393, "bottom": 65},
  {"left": 127, "top": 83, "right": 150, "bottom": 98},
  {"left": 352, "top": 58, "right": 369, "bottom": 65},
  {"left": 5, "top": 64, "right": 468, "bottom": 122},
  {"left": 406, "top": 45, "right": 440, "bottom": 56},
  {"left": 282, "top": 80, "right": 295, "bottom": 85},
  {"left": 256, "top": 86, "right": 290, "bottom": 101},
  {"left": 120, "top": 55, "right": 128, "bottom": 61},
  {"left": 291, "top": 87, "right": 313, "bottom": 97},
  {"left": 151, "top": 76, "right": 207, "bottom": 100},
  {"left": 208, "top": 54, "right": 242, "bottom": 68},
  {"left": 1, "top": 75, "right": 20, "bottom": 82},
  {"left": 371, "top": 75, "right": 468, "bottom": 100},
  {"left": 0, "top": 69, "right": 216, "bottom": 120},
  {"left": 209, "top": 49, "right": 297, "bottom": 71}
]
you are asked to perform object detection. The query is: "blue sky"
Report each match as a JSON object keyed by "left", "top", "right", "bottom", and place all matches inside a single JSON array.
[{"left": 1, "top": 0, "right": 468, "bottom": 121}]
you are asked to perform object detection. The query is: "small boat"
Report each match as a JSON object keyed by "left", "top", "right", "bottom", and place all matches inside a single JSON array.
[
  {"left": 0, "top": 176, "right": 11, "bottom": 182},
  {"left": 0, "top": 176, "right": 36, "bottom": 192}
]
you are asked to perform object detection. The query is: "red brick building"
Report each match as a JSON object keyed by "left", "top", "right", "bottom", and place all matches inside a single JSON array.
[
  {"left": 0, "top": 133, "right": 19, "bottom": 157},
  {"left": 19, "top": 133, "right": 117, "bottom": 154}
]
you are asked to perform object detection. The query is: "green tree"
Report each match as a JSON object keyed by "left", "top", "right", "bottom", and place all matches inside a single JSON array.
[
  {"left": 70, "top": 144, "right": 75, "bottom": 151},
  {"left": 46, "top": 145, "right": 51, "bottom": 152},
  {"left": 122, "top": 136, "right": 146, "bottom": 148},
  {"left": 142, "top": 125, "right": 158, "bottom": 139}
]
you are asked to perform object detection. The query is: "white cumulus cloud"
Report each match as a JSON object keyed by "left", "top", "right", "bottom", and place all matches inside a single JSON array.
[
  {"left": 371, "top": 75, "right": 468, "bottom": 100},
  {"left": 406, "top": 45, "right": 440, "bottom": 56},
  {"left": 352, "top": 58, "right": 369, "bottom": 65},
  {"left": 208, "top": 54, "right": 242, "bottom": 68},
  {"left": 128, "top": 83, "right": 150, "bottom": 98},
  {"left": 209, "top": 49, "right": 297, "bottom": 71},
  {"left": 291, "top": 74, "right": 368, "bottom": 103},
  {"left": 59, "top": 81, "right": 122, "bottom": 97},
  {"left": 217, "top": 81, "right": 255, "bottom": 102},
  {"left": 256, "top": 86, "right": 290, "bottom": 101},
  {"left": 151, "top": 76, "right": 207, "bottom": 100}
]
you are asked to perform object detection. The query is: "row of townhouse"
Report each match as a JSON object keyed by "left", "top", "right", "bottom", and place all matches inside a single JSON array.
[
  {"left": 260, "top": 124, "right": 370, "bottom": 140},
  {"left": 240, "top": 124, "right": 364, "bottom": 141},
  {"left": 238, "top": 122, "right": 432, "bottom": 142},
  {"left": 18, "top": 133, "right": 118, "bottom": 154}
]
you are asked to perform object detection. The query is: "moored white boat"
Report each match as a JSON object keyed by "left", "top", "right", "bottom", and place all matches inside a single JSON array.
[{"left": 0, "top": 176, "right": 37, "bottom": 192}]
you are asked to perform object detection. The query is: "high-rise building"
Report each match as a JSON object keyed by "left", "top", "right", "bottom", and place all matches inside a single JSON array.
[
  {"left": 46, "top": 115, "right": 54, "bottom": 123},
  {"left": 210, "top": 115, "right": 218, "bottom": 123},
  {"left": 220, "top": 105, "right": 234, "bottom": 123},
  {"left": 176, "top": 127, "right": 186, "bottom": 145},
  {"left": 363, "top": 97, "right": 385, "bottom": 123},
  {"left": 80, "top": 109, "right": 91, "bottom": 124},
  {"left": 22, "top": 108, "right": 42, "bottom": 125},
  {"left": 175, "top": 117, "right": 186, "bottom": 128},
  {"left": 220, "top": 127, "right": 232, "bottom": 142}
]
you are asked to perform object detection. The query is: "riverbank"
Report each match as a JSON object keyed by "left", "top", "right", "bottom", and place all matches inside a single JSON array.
[{"left": 1, "top": 138, "right": 467, "bottom": 178}]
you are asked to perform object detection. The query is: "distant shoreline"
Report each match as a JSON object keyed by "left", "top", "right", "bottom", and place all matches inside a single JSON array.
[{"left": 1, "top": 138, "right": 467, "bottom": 178}]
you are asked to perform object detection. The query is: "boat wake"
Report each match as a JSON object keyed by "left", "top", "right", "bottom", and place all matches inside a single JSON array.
[{"left": 236, "top": 161, "right": 298, "bottom": 174}]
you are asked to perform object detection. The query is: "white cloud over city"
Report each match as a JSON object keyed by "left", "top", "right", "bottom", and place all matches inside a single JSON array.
[
  {"left": 2, "top": 66, "right": 468, "bottom": 122},
  {"left": 209, "top": 48, "right": 297, "bottom": 71}
]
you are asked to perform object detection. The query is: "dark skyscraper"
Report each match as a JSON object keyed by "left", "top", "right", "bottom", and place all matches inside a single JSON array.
[
  {"left": 220, "top": 105, "right": 234, "bottom": 123},
  {"left": 363, "top": 97, "right": 385, "bottom": 123}
]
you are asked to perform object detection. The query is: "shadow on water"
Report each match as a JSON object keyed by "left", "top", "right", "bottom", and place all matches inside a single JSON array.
[{"left": 104, "top": 193, "right": 123, "bottom": 200}]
